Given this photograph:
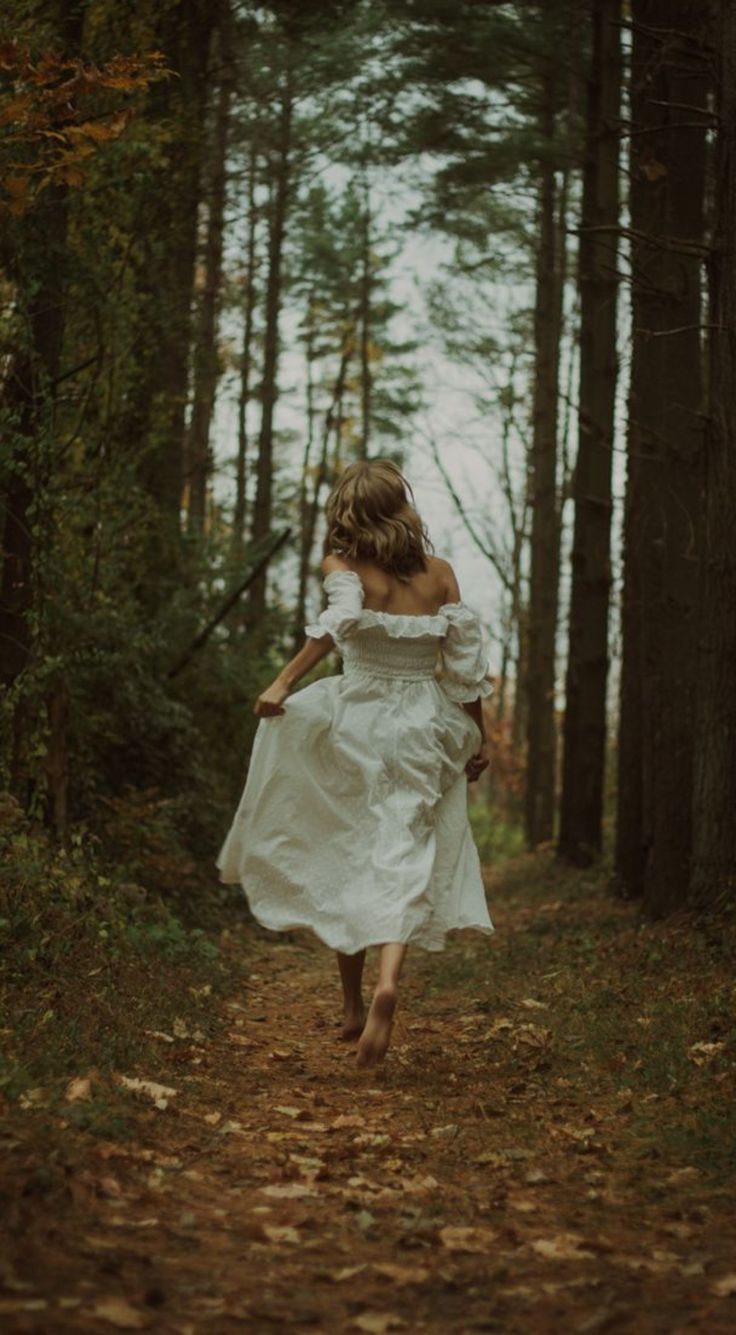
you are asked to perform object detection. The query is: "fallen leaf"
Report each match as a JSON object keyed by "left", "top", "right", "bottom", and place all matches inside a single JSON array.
[
  {"left": 507, "top": 1194, "right": 538, "bottom": 1213},
  {"left": 18, "top": 1087, "right": 47, "bottom": 1108},
  {"left": 262, "top": 1224, "right": 300, "bottom": 1244},
  {"left": 331, "top": 1113, "right": 366, "bottom": 1129},
  {"left": 402, "top": 1174, "right": 439, "bottom": 1194},
  {"left": 373, "top": 1263, "right": 430, "bottom": 1285},
  {"left": 203, "top": 1111, "right": 221, "bottom": 1126},
  {"left": 711, "top": 1274, "right": 736, "bottom": 1297},
  {"left": 519, "top": 998, "right": 548, "bottom": 1010},
  {"left": 530, "top": 1233, "right": 596, "bottom": 1261},
  {"left": 274, "top": 1105, "right": 310, "bottom": 1120},
  {"left": 91, "top": 1297, "right": 146, "bottom": 1328},
  {"left": 352, "top": 1315, "right": 405, "bottom": 1333},
  {"left": 65, "top": 1076, "right": 92, "bottom": 1103},
  {"left": 514, "top": 1023, "right": 551, "bottom": 1048},
  {"left": 439, "top": 1225, "right": 498, "bottom": 1253},
  {"left": 259, "top": 1182, "right": 317, "bottom": 1199},
  {"left": 687, "top": 1041, "right": 725, "bottom": 1067},
  {"left": 329, "top": 1265, "right": 368, "bottom": 1282},
  {"left": 117, "top": 1076, "right": 177, "bottom": 1111},
  {"left": 483, "top": 1019, "right": 514, "bottom": 1039}
]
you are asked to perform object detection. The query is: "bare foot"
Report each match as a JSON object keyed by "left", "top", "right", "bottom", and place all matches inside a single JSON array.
[
  {"left": 339, "top": 1006, "right": 366, "bottom": 1041},
  {"left": 356, "top": 988, "right": 396, "bottom": 1068}
]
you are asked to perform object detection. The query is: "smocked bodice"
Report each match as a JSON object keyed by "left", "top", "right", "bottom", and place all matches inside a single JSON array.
[
  {"left": 342, "top": 624, "right": 440, "bottom": 681},
  {"left": 304, "top": 569, "right": 493, "bottom": 703}
]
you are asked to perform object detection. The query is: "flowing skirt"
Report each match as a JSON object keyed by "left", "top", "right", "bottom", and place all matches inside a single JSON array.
[{"left": 217, "top": 670, "right": 494, "bottom": 954}]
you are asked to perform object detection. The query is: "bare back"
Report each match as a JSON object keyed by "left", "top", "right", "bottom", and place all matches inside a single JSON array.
[{"left": 322, "top": 553, "right": 460, "bottom": 618}]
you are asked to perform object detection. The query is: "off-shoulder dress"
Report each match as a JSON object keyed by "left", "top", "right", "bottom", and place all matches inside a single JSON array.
[{"left": 216, "top": 569, "right": 494, "bottom": 954}]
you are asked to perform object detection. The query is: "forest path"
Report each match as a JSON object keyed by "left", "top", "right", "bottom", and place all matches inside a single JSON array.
[{"left": 4, "top": 855, "right": 736, "bottom": 1333}]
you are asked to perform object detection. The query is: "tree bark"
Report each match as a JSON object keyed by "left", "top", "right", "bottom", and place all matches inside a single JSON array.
[
  {"left": 0, "top": 3, "right": 87, "bottom": 800},
  {"left": 119, "top": 0, "right": 215, "bottom": 560},
  {"left": 525, "top": 80, "right": 564, "bottom": 848},
  {"left": 689, "top": 0, "right": 736, "bottom": 908},
  {"left": 615, "top": 0, "right": 708, "bottom": 912},
  {"left": 359, "top": 171, "right": 372, "bottom": 459},
  {"left": 558, "top": 0, "right": 621, "bottom": 865},
  {"left": 233, "top": 144, "right": 260, "bottom": 562},
  {"left": 249, "top": 74, "right": 293, "bottom": 620},
  {"left": 187, "top": 14, "right": 234, "bottom": 531}
]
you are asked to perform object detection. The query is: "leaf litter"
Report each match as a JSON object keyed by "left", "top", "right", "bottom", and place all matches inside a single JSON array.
[{"left": 2, "top": 852, "right": 736, "bottom": 1331}]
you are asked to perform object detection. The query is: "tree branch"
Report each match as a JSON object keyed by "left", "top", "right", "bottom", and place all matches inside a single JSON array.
[{"left": 167, "top": 528, "right": 292, "bottom": 679}]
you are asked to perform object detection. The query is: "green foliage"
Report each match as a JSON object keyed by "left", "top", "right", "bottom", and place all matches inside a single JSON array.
[
  {"left": 468, "top": 798, "right": 524, "bottom": 863},
  {"left": 0, "top": 794, "right": 242, "bottom": 1098}
]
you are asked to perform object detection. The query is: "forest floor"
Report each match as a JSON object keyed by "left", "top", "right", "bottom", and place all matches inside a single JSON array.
[{"left": 2, "top": 851, "right": 736, "bottom": 1334}]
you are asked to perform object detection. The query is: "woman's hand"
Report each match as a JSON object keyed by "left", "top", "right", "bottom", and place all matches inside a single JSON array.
[
  {"left": 465, "top": 739, "right": 491, "bottom": 783},
  {"left": 254, "top": 680, "right": 289, "bottom": 718}
]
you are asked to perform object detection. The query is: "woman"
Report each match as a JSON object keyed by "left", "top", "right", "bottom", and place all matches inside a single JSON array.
[{"left": 217, "top": 459, "right": 494, "bottom": 1067}]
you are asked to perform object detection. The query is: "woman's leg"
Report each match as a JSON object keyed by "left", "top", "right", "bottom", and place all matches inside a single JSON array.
[
  {"left": 336, "top": 949, "right": 366, "bottom": 1039},
  {"left": 356, "top": 942, "right": 407, "bottom": 1068}
]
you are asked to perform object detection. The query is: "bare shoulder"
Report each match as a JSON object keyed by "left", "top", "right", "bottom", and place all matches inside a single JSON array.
[
  {"left": 428, "top": 555, "right": 461, "bottom": 602},
  {"left": 321, "top": 553, "right": 353, "bottom": 576}
]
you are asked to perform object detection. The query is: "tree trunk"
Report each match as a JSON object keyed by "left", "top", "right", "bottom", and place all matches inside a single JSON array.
[
  {"left": 558, "top": 0, "right": 621, "bottom": 865},
  {"left": 293, "top": 334, "right": 354, "bottom": 648},
  {"left": 0, "top": 6, "right": 87, "bottom": 801},
  {"left": 616, "top": 0, "right": 708, "bottom": 913},
  {"left": 249, "top": 76, "right": 293, "bottom": 620},
  {"left": 187, "top": 16, "right": 234, "bottom": 531},
  {"left": 119, "top": 0, "right": 215, "bottom": 565},
  {"left": 233, "top": 144, "right": 259, "bottom": 562},
  {"left": 359, "top": 171, "right": 372, "bottom": 459},
  {"left": 525, "top": 81, "right": 564, "bottom": 848},
  {"left": 689, "top": 0, "right": 736, "bottom": 908}
]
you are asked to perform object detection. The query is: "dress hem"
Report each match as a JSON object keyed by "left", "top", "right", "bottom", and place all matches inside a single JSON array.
[{"left": 219, "top": 874, "right": 495, "bottom": 955}]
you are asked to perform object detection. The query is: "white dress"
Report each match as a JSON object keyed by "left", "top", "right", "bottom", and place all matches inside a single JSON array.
[{"left": 216, "top": 570, "right": 495, "bottom": 954}]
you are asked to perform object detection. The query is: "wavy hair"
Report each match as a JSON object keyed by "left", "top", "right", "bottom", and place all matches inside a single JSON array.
[{"left": 323, "top": 459, "right": 432, "bottom": 579}]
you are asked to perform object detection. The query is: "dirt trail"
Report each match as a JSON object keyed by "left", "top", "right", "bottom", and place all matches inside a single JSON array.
[{"left": 3, "top": 856, "right": 736, "bottom": 1333}]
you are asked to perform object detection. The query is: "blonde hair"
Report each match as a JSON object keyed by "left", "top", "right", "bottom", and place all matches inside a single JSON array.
[{"left": 323, "top": 459, "right": 432, "bottom": 579}]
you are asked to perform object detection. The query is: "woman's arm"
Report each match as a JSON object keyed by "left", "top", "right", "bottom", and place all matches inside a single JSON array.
[{"left": 255, "top": 634, "right": 335, "bottom": 717}]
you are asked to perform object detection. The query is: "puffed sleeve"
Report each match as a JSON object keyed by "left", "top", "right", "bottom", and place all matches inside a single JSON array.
[
  {"left": 304, "top": 569, "right": 364, "bottom": 646},
  {"left": 438, "top": 602, "right": 494, "bottom": 703}
]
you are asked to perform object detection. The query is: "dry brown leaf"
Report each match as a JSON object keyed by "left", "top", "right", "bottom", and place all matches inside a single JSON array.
[
  {"left": 507, "top": 1194, "right": 538, "bottom": 1213},
  {"left": 519, "top": 998, "right": 548, "bottom": 1010},
  {"left": 530, "top": 1233, "right": 595, "bottom": 1261},
  {"left": 262, "top": 1224, "right": 301, "bottom": 1244},
  {"left": 711, "top": 1274, "right": 736, "bottom": 1298},
  {"left": 329, "top": 1264, "right": 368, "bottom": 1282},
  {"left": 401, "top": 1174, "right": 439, "bottom": 1194},
  {"left": 352, "top": 1314, "right": 405, "bottom": 1334},
  {"left": 117, "top": 1076, "right": 176, "bottom": 1110},
  {"left": 439, "top": 1225, "right": 498, "bottom": 1253},
  {"left": 65, "top": 1076, "right": 92, "bottom": 1103},
  {"left": 91, "top": 1297, "right": 146, "bottom": 1328},
  {"left": 274, "top": 1104, "right": 310, "bottom": 1120},
  {"left": 203, "top": 1111, "right": 221, "bottom": 1126},
  {"left": 514, "top": 1023, "right": 551, "bottom": 1048},
  {"left": 687, "top": 1041, "right": 725, "bottom": 1066},
  {"left": 259, "top": 1182, "right": 317, "bottom": 1199},
  {"left": 331, "top": 1113, "right": 367, "bottom": 1129},
  {"left": 373, "top": 1262, "right": 430, "bottom": 1285},
  {"left": 483, "top": 1018, "right": 514, "bottom": 1039}
]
